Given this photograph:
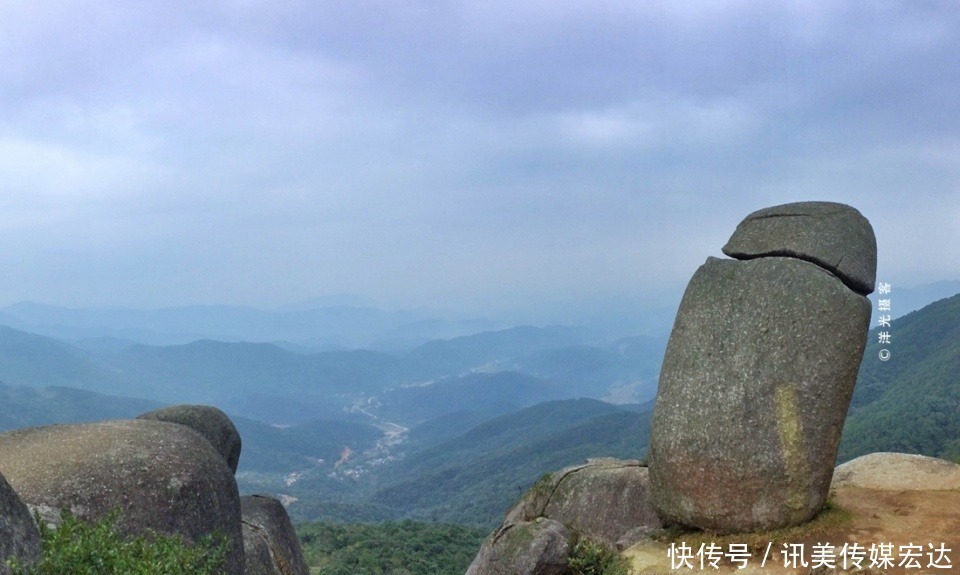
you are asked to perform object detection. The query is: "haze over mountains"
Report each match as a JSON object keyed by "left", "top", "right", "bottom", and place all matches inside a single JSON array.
[{"left": 0, "top": 281, "right": 957, "bottom": 528}]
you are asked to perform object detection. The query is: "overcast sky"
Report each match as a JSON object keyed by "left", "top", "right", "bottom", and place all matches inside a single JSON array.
[{"left": 1, "top": 1, "right": 958, "bottom": 321}]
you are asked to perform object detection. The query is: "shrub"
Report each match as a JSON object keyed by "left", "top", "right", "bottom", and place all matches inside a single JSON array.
[
  {"left": 6, "top": 509, "right": 227, "bottom": 575},
  {"left": 567, "top": 538, "right": 630, "bottom": 575}
]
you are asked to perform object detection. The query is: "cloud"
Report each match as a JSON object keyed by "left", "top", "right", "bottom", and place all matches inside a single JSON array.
[{"left": 0, "top": 1, "right": 957, "bottom": 315}]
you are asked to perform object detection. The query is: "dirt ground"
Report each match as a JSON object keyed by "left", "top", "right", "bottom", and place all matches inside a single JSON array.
[{"left": 625, "top": 485, "right": 960, "bottom": 574}]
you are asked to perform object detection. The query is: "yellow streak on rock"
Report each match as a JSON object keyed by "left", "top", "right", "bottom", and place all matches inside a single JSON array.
[{"left": 774, "top": 384, "right": 808, "bottom": 511}]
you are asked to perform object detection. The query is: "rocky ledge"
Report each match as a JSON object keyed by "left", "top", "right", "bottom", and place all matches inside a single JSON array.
[{"left": 0, "top": 404, "right": 309, "bottom": 575}]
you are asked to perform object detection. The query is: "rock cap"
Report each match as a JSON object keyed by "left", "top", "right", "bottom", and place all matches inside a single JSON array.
[{"left": 722, "top": 201, "right": 877, "bottom": 295}]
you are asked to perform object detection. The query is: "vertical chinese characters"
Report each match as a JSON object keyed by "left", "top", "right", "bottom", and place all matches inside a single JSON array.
[{"left": 877, "top": 282, "right": 892, "bottom": 361}]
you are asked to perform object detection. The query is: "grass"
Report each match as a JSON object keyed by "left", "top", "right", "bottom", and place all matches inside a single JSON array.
[
  {"left": 568, "top": 538, "right": 631, "bottom": 575},
  {"left": 6, "top": 509, "right": 228, "bottom": 575}
]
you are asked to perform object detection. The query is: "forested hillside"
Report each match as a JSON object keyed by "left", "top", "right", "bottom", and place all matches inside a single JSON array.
[
  {"left": 296, "top": 521, "right": 485, "bottom": 575},
  {"left": 839, "top": 293, "right": 960, "bottom": 462}
]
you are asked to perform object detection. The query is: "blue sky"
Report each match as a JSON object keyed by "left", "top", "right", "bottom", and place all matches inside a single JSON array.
[{"left": 1, "top": 1, "right": 958, "bottom": 321}]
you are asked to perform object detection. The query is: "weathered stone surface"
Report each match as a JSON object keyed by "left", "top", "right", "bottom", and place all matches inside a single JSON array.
[
  {"left": 466, "top": 518, "right": 571, "bottom": 575},
  {"left": 0, "top": 420, "right": 244, "bottom": 575},
  {"left": 649, "top": 256, "right": 870, "bottom": 533},
  {"left": 721, "top": 201, "right": 877, "bottom": 295},
  {"left": 468, "top": 458, "right": 653, "bottom": 572},
  {"left": 832, "top": 452, "right": 960, "bottom": 491},
  {"left": 138, "top": 404, "right": 242, "bottom": 474},
  {"left": 506, "top": 458, "right": 661, "bottom": 550},
  {"left": 0, "top": 471, "right": 40, "bottom": 575},
  {"left": 241, "top": 495, "right": 310, "bottom": 575}
]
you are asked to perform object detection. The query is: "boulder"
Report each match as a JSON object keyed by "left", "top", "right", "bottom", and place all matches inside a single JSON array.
[
  {"left": 649, "top": 255, "right": 871, "bottom": 532},
  {"left": 721, "top": 200, "right": 877, "bottom": 295},
  {"left": 468, "top": 458, "right": 656, "bottom": 573},
  {"left": 241, "top": 495, "right": 310, "bottom": 575},
  {"left": 0, "top": 420, "right": 244, "bottom": 575},
  {"left": 506, "top": 458, "right": 661, "bottom": 550},
  {"left": 138, "top": 404, "right": 242, "bottom": 474},
  {"left": 832, "top": 452, "right": 960, "bottom": 490},
  {"left": 466, "top": 518, "right": 571, "bottom": 575},
  {"left": 0, "top": 471, "right": 40, "bottom": 575}
]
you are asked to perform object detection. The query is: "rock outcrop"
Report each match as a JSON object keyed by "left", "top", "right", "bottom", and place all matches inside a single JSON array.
[
  {"left": 466, "top": 518, "right": 571, "bottom": 575},
  {"left": 649, "top": 201, "right": 875, "bottom": 533},
  {"left": 832, "top": 452, "right": 960, "bottom": 490},
  {"left": 505, "top": 458, "right": 662, "bottom": 550},
  {"left": 467, "top": 458, "right": 661, "bottom": 574},
  {"left": 241, "top": 494, "right": 310, "bottom": 575},
  {"left": 0, "top": 471, "right": 40, "bottom": 575},
  {"left": 0, "top": 419, "right": 244, "bottom": 575},
  {"left": 138, "top": 404, "right": 242, "bottom": 474}
]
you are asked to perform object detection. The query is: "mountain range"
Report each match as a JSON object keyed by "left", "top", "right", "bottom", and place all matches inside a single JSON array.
[
  {"left": 0, "top": 285, "right": 957, "bottom": 528},
  {"left": 0, "top": 321, "right": 664, "bottom": 425},
  {"left": 840, "top": 291, "right": 960, "bottom": 461}
]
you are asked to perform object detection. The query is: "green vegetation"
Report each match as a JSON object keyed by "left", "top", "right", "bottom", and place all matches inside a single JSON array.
[
  {"left": 839, "top": 293, "right": 960, "bottom": 462},
  {"left": 370, "top": 401, "right": 652, "bottom": 527},
  {"left": 241, "top": 399, "right": 652, "bottom": 527},
  {"left": 296, "top": 520, "right": 486, "bottom": 575},
  {"left": 7, "top": 510, "right": 227, "bottom": 575},
  {"left": 567, "top": 539, "right": 630, "bottom": 575},
  {"left": 234, "top": 416, "right": 382, "bottom": 473}
]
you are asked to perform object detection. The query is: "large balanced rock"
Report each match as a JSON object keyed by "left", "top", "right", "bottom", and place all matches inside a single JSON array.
[
  {"left": 649, "top": 201, "right": 875, "bottom": 533},
  {"left": 0, "top": 471, "right": 40, "bottom": 575},
  {"left": 241, "top": 495, "right": 310, "bottom": 575},
  {"left": 0, "top": 420, "right": 244, "bottom": 575},
  {"left": 138, "top": 404, "right": 242, "bottom": 474}
]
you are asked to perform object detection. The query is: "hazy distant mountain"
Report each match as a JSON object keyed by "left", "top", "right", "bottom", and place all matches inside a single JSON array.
[
  {"left": 0, "top": 325, "right": 124, "bottom": 391},
  {"left": 367, "top": 318, "right": 505, "bottom": 353},
  {"left": 370, "top": 399, "right": 651, "bottom": 527},
  {"left": 839, "top": 291, "right": 960, "bottom": 462},
  {"left": 0, "top": 316, "right": 668, "bottom": 425},
  {"left": 105, "top": 341, "right": 418, "bottom": 422},
  {"left": 0, "top": 381, "right": 160, "bottom": 431},
  {"left": 405, "top": 325, "right": 599, "bottom": 375},
  {"left": 374, "top": 372, "right": 569, "bottom": 426},
  {"left": 0, "top": 301, "right": 502, "bottom": 350},
  {"left": 509, "top": 335, "right": 667, "bottom": 400},
  {"left": 0, "top": 378, "right": 384, "bottom": 488},
  {"left": 0, "top": 323, "right": 410, "bottom": 423},
  {"left": 867, "top": 280, "right": 960, "bottom": 320}
]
